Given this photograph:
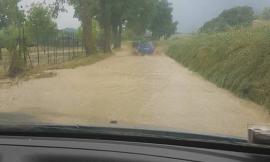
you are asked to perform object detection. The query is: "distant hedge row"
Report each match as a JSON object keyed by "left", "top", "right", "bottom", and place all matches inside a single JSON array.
[{"left": 166, "top": 27, "right": 270, "bottom": 109}]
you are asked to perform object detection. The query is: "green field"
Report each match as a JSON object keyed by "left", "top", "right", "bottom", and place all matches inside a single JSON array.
[{"left": 166, "top": 27, "right": 270, "bottom": 109}]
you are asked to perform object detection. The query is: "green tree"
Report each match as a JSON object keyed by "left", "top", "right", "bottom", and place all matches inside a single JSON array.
[
  {"left": 220, "top": 6, "right": 254, "bottom": 26},
  {"left": 110, "top": 0, "right": 130, "bottom": 49},
  {"left": 109, "top": 0, "right": 157, "bottom": 44},
  {"left": 110, "top": 0, "right": 158, "bottom": 48},
  {"left": 53, "top": 0, "right": 176, "bottom": 53},
  {"left": 0, "top": 25, "right": 26, "bottom": 77},
  {"left": 25, "top": 3, "right": 57, "bottom": 48},
  {"left": 0, "top": 0, "right": 21, "bottom": 61},
  {"left": 97, "top": 0, "right": 158, "bottom": 51},
  {"left": 149, "top": 0, "right": 177, "bottom": 39},
  {"left": 68, "top": 0, "right": 98, "bottom": 55},
  {"left": 54, "top": 0, "right": 102, "bottom": 53},
  {"left": 200, "top": 17, "right": 229, "bottom": 33},
  {"left": 96, "top": 0, "right": 113, "bottom": 53},
  {"left": 125, "top": 0, "right": 157, "bottom": 36},
  {"left": 0, "top": 0, "right": 26, "bottom": 76},
  {"left": 0, "top": 0, "right": 21, "bottom": 28},
  {"left": 200, "top": 6, "right": 254, "bottom": 33},
  {"left": 262, "top": 7, "right": 270, "bottom": 20},
  {"left": 75, "top": 20, "right": 100, "bottom": 44},
  {"left": 0, "top": 26, "right": 18, "bottom": 52}
]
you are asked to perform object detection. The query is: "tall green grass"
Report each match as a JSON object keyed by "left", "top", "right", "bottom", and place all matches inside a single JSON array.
[{"left": 167, "top": 27, "right": 270, "bottom": 109}]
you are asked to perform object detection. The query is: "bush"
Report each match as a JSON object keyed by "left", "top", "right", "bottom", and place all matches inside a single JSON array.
[{"left": 166, "top": 27, "right": 270, "bottom": 109}]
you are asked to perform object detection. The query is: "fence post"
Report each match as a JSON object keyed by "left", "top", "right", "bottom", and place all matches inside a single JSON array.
[
  {"left": 81, "top": 39, "right": 84, "bottom": 56},
  {"left": 22, "top": 23, "right": 27, "bottom": 64},
  {"left": 43, "top": 40, "right": 46, "bottom": 56},
  {"left": 68, "top": 32, "right": 71, "bottom": 60},
  {"left": 62, "top": 31, "right": 65, "bottom": 63},
  {"left": 76, "top": 37, "right": 79, "bottom": 57},
  {"left": 72, "top": 32, "right": 75, "bottom": 58},
  {"left": 47, "top": 39, "right": 50, "bottom": 64},
  {"left": 37, "top": 40, "right": 40, "bottom": 65},
  {"left": 55, "top": 36, "right": 57, "bottom": 64},
  {"left": 27, "top": 51, "right": 33, "bottom": 68}
]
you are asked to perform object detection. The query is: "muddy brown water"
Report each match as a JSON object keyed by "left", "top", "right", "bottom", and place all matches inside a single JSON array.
[{"left": 0, "top": 48, "right": 269, "bottom": 137}]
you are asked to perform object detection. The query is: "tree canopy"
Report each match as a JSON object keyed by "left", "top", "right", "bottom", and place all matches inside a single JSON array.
[
  {"left": 0, "top": 0, "right": 22, "bottom": 29},
  {"left": 0, "top": 0, "right": 25, "bottom": 76},
  {"left": 150, "top": 0, "right": 178, "bottom": 39},
  {"left": 53, "top": 0, "right": 177, "bottom": 53},
  {"left": 262, "top": 7, "right": 270, "bottom": 20},
  {"left": 25, "top": 3, "right": 57, "bottom": 44},
  {"left": 200, "top": 6, "right": 254, "bottom": 33},
  {"left": 0, "top": 0, "right": 177, "bottom": 76}
]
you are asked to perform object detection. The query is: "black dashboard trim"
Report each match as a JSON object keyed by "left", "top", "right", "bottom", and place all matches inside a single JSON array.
[
  {"left": 0, "top": 133, "right": 269, "bottom": 155},
  {"left": 0, "top": 143, "right": 202, "bottom": 162}
]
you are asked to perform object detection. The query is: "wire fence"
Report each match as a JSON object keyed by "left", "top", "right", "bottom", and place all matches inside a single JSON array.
[{"left": 0, "top": 31, "right": 85, "bottom": 74}]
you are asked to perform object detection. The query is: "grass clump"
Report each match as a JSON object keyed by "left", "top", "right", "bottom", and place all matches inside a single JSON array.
[{"left": 166, "top": 27, "right": 270, "bottom": 109}]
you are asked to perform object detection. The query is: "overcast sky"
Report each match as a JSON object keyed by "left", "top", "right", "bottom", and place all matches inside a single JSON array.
[
  {"left": 20, "top": 0, "right": 270, "bottom": 33},
  {"left": 169, "top": 0, "right": 270, "bottom": 33}
]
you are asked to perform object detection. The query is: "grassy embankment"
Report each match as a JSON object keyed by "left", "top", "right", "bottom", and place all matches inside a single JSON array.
[{"left": 166, "top": 27, "right": 270, "bottom": 109}]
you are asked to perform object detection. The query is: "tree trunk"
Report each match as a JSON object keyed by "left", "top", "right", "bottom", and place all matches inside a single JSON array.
[
  {"left": 118, "top": 22, "right": 122, "bottom": 48},
  {"left": 80, "top": 0, "right": 96, "bottom": 55},
  {"left": 100, "top": 0, "right": 112, "bottom": 53},
  {"left": 0, "top": 48, "right": 2, "bottom": 60},
  {"left": 112, "top": 20, "right": 122, "bottom": 49},
  {"left": 81, "top": 17, "right": 96, "bottom": 55},
  {"left": 8, "top": 50, "right": 25, "bottom": 77},
  {"left": 112, "top": 22, "right": 118, "bottom": 49},
  {"left": 37, "top": 39, "right": 40, "bottom": 64},
  {"left": 103, "top": 24, "right": 112, "bottom": 53}
]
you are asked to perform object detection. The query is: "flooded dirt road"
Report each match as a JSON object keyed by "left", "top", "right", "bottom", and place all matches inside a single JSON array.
[{"left": 0, "top": 48, "right": 269, "bottom": 137}]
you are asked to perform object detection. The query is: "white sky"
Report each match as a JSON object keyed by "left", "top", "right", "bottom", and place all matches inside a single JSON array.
[
  {"left": 20, "top": 0, "right": 80, "bottom": 29},
  {"left": 20, "top": 0, "right": 270, "bottom": 33},
  {"left": 56, "top": 4, "right": 80, "bottom": 29},
  {"left": 169, "top": 0, "right": 270, "bottom": 33}
]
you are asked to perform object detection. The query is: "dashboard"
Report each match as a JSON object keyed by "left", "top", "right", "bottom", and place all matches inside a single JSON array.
[{"left": 0, "top": 135, "right": 270, "bottom": 162}]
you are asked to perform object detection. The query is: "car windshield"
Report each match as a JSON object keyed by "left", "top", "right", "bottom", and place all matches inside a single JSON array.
[{"left": 0, "top": 0, "right": 270, "bottom": 141}]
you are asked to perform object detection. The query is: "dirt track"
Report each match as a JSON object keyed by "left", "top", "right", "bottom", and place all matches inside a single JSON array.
[{"left": 0, "top": 47, "right": 269, "bottom": 137}]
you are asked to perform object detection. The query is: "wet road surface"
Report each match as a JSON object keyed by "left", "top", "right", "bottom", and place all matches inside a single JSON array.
[{"left": 0, "top": 47, "right": 269, "bottom": 137}]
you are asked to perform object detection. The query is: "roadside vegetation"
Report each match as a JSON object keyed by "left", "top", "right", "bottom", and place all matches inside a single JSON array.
[
  {"left": 0, "top": 0, "right": 177, "bottom": 78},
  {"left": 167, "top": 6, "right": 270, "bottom": 109}
]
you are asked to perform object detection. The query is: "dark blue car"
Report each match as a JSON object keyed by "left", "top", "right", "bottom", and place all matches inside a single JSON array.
[{"left": 137, "top": 41, "right": 155, "bottom": 55}]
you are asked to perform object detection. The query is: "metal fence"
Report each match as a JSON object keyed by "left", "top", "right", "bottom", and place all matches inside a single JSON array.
[{"left": 0, "top": 31, "right": 85, "bottom": 73}]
